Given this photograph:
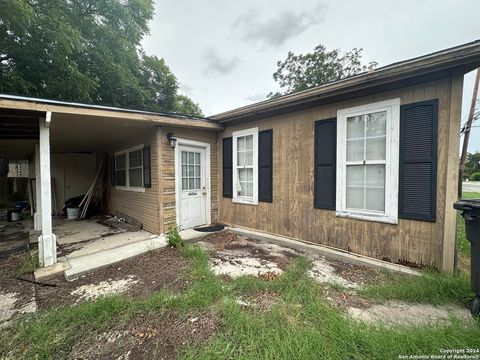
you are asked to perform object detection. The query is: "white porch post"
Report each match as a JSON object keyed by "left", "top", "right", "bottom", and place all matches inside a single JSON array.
[
  {"left": 38, "top": 112, "right": 56, "bottom": 267},
  {"left": 33, "top": 144, "right": 42, "bottom": 231}
]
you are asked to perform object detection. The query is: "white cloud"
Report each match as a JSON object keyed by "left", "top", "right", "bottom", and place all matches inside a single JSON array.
[
  {"left": 202, "top": 47, "right": 240, "bottom": 77},
  {"left": 234, "top": 4, "right": 328, "bottom": 48}
]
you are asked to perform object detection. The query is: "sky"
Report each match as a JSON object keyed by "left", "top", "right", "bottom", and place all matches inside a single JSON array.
[{"left": 142, "top": 0, "right": 480, "bottom": 152}]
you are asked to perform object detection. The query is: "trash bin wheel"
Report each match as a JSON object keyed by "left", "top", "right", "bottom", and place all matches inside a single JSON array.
[{"left": 472, "top": 296, "right": 480, "bottom": 318}]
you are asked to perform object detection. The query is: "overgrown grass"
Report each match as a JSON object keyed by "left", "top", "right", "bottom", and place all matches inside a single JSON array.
[
  {"left": 17, "top": 250, "right": 39, "bottom": 274},
  {"left": 359, "top": 270, "right": 473, "bottom": 305},
  {"left": 0, "top": 245, "right": 222, "bottom": 359},
  {"left": 183, "top": 259, "right": 480, "bottom": 360},
  {"left": 2, "top": 246, "right": 479, "bottom": 360}
]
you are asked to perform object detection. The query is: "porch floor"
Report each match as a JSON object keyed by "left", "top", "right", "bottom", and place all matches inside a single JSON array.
[{"left": 32, "top": 218, "right": 208, "bottom": 280}]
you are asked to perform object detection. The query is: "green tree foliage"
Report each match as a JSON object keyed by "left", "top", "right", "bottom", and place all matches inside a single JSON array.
[
  {"left": 174, "top": 94, "right": 203, "bottom": 118},
  {"left": 269, "top": 45, "right": 377, "bottom": 98},
  {"left": 471, "top": 172, "right": 480, "bottom": 181},
  {"left": 0, "top": 0, "right": 203, "bottom": 116},
  {"left": 465, "top": 152, "right": 480, "bottom": 179}
]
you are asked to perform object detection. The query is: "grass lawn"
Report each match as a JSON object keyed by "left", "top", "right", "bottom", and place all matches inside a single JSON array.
[
  {"left": 1, "top": 242, "right": 479, "bottom": 360},
  {"left": 1, "top": 194, "right": 479, "bottom": 359}
]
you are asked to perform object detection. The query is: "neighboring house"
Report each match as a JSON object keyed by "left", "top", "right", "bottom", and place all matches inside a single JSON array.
[{"left": 1, "top": 40, "right": 480, "bottom": 272}]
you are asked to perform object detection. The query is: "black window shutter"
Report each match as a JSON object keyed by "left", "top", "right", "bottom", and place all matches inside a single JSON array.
[
  {"left": 222, "top": 137, "right": 233, "bottom": 198},
  {"left": 110, "top": 156, "right": 116, "bottom": 186},
  {"left": 314, "top": 118, "right": 336, "bottom": 210},
  {"left": 399, "top": 99, "right": 438, "bottom": 221},
  {"left": 258, "top": 129, "right": 273, "bottom": 203},
  {"left": 143, "top": 146, "right": 151, "bottom": 188}
]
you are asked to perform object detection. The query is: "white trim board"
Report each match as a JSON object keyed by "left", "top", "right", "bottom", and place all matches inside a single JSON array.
[{"left": 232, "top": 127, "right": 259, "bottom": 205}]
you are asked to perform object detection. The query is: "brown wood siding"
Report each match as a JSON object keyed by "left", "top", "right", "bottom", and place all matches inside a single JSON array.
[
  {"left": 158, "top": 127, "right": 219, "bottom": 233},
  {"left": 107, "top": 129, "right": 160, "bottom": 234},
  {"left": 218, "top": 76, "right": 461, "bottom": 269}
]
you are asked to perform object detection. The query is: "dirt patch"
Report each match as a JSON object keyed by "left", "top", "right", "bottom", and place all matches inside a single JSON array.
[
  {"left": 326, "top": 260, "right": 388, "bottom": 286},
  {"left": 325, "top": 289, "right": 373, "bottom": 311},
  {"left": 70, "top": 275, "right": 139, "bottom": 303},
  {"left": 196, "top": 231, "right": 301, "bottom": 278},
  {"left": 0, "top": 254, "right": 37, "bottom": 325},
  {"left": 348, "top": 301, "right": 472, "bottom": 326},
  {"left": 211, "top": 255, "right": 284, "bottom": 278},
  {"left": 196, "top": 231, "right": 384, "bottom": 290},
  {"left": 36, "top": 247, "right": 191, "bottom": 310},
  {"left": 236, "top": 290, "right": 281, "bottom": 312},
  {"left": 72, "top": 310, "right": 220, "bottom": 360}
]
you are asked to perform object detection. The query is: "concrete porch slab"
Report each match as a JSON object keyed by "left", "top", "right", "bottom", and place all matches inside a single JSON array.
[
  {"left": 53, "top": 218, "right": 125, "bottom": 245},
  {"left": 64, "top": 235, "right": 167, "bottom": 280},
  {"left": 65, "top": 230, "right": 158, "bottom": 259}
]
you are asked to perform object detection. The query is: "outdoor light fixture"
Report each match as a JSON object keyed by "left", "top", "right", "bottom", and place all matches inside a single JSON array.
[{"left": 166, "top": 132, "right": 177, "bottom": 149}]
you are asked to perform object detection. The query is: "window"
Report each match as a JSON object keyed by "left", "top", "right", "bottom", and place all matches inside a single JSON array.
[
  {"left": 232, "top": 127, "right": 258, "bottom": 204},
  {"left": 336, "top": 99, "right": 400, "bottom": 223},
  {"left": 181, "top": 151, "right": 201, "bottom": 190},
  {"left": 115, "top": 145, "right": 144, "bottom": 191}
]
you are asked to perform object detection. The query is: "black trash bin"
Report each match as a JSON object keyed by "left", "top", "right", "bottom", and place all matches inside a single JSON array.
[{"left": 454, "top": 199, "right": 480, "bottom": 317}]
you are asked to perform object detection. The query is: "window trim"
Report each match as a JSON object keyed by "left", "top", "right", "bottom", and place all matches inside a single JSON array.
[
  {"left": 114, "top": 144, "right": 145, "bottom": 192},
  {"left": 232, "top": 127, "right": 258, "bottom": 205},
  {"left": 336, "top": 98, "right": 400, "bottom": 224}
]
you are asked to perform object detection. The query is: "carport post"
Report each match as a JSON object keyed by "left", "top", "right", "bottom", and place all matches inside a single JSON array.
[
  {"left": 37, "top": 112, "right": 56, "bottom": 267},
  {"left": 34, "top": 145, "right": 42, "bottom": 231}
]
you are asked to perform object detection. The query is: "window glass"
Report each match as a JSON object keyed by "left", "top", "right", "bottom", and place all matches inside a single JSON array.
[
  {"left": 345, "top": 111, "right": 387, "bottom": 213},
  {"left": 129, "top": 149, "right": 142, "bottom": 168},
  {"left": 115, "top": 148, "right": 144, "bottom": 189},
  {"left": 181, "top": 150, "right": 201, "bottom": 190},
  {"left": 129, "top": 168, "right": 143, "bottom": 187},
  {"left": 238, "top": 168, "right": 253, "bottom": 197},
  {"left": 236, "top": 134, "right": 254, "bottom": 198}
]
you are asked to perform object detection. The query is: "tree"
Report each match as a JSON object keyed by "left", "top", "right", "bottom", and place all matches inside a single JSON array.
[
  {"left": 464, "top": 152, "right": 480, "bottom": 179},
  {"left": 174, "top": 95, "right": 203, "bottom": 117},
  {"left": 269, "top": 45, "right": 377, "bottom": 98},
  {"left": 0, "top": 0, "right": 202, "bottom": 116}
]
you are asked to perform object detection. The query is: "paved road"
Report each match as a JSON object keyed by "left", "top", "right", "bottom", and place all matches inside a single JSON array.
[{"left": 463, "top": 181, "right": 480, "bottom": 193}]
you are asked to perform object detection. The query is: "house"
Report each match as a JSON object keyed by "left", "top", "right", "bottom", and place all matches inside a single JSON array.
[{"left": 1, "top": 40, "right": 480, "bottom": 273}]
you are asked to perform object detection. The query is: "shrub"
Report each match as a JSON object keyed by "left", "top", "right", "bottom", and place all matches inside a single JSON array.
[
  {"left": 470, "top": 172, "right": 480, "bottom": 181},
  {"left": 167, "top": 224, "right": 184, "bottom": 248}
]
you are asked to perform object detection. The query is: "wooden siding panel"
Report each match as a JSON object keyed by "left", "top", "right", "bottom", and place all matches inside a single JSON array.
[
  {"left": 107, "top": 129, "right": 160, "bottom": 234},
  {"left": 219, "top": 78, "right": 455, "bottom": 269}
]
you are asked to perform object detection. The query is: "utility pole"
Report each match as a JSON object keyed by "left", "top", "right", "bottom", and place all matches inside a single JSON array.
[{"left": 458, "top": 68, "right": 480, "bottom": 198}]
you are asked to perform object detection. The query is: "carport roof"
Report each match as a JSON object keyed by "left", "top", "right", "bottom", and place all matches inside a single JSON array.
[{"left": 0, "top": 94, "right": 222, "bottom": 130}]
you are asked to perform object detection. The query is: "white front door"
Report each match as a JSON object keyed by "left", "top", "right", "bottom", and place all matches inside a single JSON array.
[{"left": 178, "top": 145, "right": 207, "bottom": 229}]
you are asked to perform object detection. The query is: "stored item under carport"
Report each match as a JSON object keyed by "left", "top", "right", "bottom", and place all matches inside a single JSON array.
[{"left": 454, "top": 199, "right": 480, "bottom": 317}]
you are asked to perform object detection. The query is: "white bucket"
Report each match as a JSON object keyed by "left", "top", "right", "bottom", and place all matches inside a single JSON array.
[
  {"left": 66, "top": 207, "right": 80, "bottom": 220},
  {"left": 10, "top": 211, "right": 21, "bottom": 221}
]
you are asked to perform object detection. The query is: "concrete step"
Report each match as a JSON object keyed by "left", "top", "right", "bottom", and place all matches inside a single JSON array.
[
  {"left": 64, "top": 230, "right": 157, "bottom": 259},
  {"left": 64, "top": 235, "right": 167, "bottom": 281}
]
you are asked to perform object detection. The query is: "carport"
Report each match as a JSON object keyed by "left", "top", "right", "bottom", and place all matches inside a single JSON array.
[{"left": 0, "top": 94, "right": 220, "bottom": 270}]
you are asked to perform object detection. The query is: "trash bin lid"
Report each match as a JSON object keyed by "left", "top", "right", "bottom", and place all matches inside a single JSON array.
[{"left": 454, "top": 199, "right": 480, "bottom": 211}]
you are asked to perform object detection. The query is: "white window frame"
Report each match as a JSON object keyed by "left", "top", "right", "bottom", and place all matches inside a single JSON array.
[
  {"left": 336, "top": 98, "right": 400, "bottom": 224},
  {"left": 115, "top": 144, "right": 145, "bottom": 192},
  {"left": 232, "top": 127, "right": 258, "bottom": 205}
]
